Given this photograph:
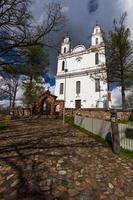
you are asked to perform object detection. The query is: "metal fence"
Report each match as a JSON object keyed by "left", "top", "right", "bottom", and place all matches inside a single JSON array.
[{"left": 74, "top": 115, "right": 133, "bottom": 151}]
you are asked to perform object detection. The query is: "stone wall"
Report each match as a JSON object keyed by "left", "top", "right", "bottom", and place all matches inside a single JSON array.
[
  {"left": 56, "top": 100, "right": 64, "bottom": 115},
  {"left": 10, "top": 107, "right": 32, "bottom": 118},
  {"left": 65, "top": 108, "right": 133, "bottom": 121},
  {"left": 10, "top": 106, "right": 133, "bottom": 121}
]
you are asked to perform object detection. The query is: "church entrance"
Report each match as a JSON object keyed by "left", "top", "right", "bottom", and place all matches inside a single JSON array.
[
  {"left": 43, "top": 98, "right": 51, "bottom": 115},
  {"left": 75, "top": 100, "right": 81, "bottom": 109}
]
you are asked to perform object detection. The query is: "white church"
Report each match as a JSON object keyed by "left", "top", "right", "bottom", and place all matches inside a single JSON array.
[{"left": 55, "top": 24, "right": 108, "bottom": 109}]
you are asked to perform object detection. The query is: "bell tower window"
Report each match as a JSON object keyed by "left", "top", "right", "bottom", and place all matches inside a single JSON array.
[
  {"left": 96, "top": 38, "right": 98, "bottom": 45},
  {"left": 96, "top": 28, "right": 99, "bottom": 33},
  {"left": 62, "top": 61, "right": 65, "bottom": 71},
  {"left": 95, "top": 53, "right": 99, "bottom": 65},
  {"left": 64, "top": 47, "right": 66, "bottom": 53}
]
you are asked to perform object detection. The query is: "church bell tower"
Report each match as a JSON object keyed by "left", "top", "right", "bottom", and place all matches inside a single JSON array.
[
  {"left": 91, "top": 23, "right": 104, "bottom": 47},
  {"left": 61, "top": 36, "right": 71, "bottom": 54}
]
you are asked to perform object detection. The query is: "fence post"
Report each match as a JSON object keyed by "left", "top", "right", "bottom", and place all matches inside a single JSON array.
[{"left": 110, "top": 109, "right": 120, "bottom": 154}]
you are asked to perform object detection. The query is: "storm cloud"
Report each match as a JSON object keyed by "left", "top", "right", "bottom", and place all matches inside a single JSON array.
[
  {"left": 88, "top": 0, "right": 99, "bottom": 13},
  {"left": 31, "top": 0, "right": 133, "bottom": 42},
  {"left": 31, "top": 0, "right": 133, "bottom": 75}
]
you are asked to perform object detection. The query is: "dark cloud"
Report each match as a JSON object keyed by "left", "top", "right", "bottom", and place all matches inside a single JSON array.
[
  {"left": 31, "top": 0, "right": 126, "bottom": 76},
  {"left": 62, "top": 0, "right": 123, "bottom": 44},
  {"left": 88, "top": 0, "right": 99, "bottom": 13}
]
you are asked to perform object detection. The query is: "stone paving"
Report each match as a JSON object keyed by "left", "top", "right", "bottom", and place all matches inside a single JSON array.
[{"left": 0, "top": 118, "right": 133, "bottom": 200}]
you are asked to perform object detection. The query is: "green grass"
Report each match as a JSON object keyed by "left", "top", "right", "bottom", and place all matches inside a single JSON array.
[
  {"left": 65, "top": 116, "right": 133, "bottom": 159},
  {"left": 65, "top": 116, "right": 108, "bottom": 146},
  {"left": 0, "top": 123, "right": 8, "bottom": 130},
  {"left": 121, "top": 148, "right": 133, "bottom": 159},
  {"left": 118, "top": 120, "right": 133, "bottom": 126}
]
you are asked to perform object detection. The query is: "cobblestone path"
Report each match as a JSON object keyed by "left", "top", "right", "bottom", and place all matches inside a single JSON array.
[{"left": 0, "top": 119, "right": 133, "bottom": 200}]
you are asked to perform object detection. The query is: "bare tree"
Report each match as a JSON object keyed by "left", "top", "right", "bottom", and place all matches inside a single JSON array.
[
  {"left": 0, "top": 0, "right": 66, "bottom": 108},
  {"left": 0, "top": 0, "right": 66, "bottom": 62},
  {"left": 0, "top": 72, "right": 20, "bottom": 108}
]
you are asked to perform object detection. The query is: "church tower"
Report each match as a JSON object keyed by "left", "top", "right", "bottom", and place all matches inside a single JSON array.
[
  {"left": 91, "top": 23, "right": 104, "bottom": 47},
  {"left": 61, "top": 36, "right": 71, "bottom": 54}
]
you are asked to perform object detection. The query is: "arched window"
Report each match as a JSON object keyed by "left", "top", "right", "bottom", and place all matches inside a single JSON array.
[
  {"left": 64, "top": 47, "right": 66, "bottom": 53},
  {"left": 95, "top": 53, "right": 99, "bottom": 65},
  {"left": 96, "top": 38, "right": 98, "bottom": 45},
  {"left": 96, "top": 28, "right": 99, "bottom": 33},
  {"left": 62, "top": 61, "right": 65, "bottom": 71},
  {"left": 76, "top": 81, "right": 81, "bottom": 94}
]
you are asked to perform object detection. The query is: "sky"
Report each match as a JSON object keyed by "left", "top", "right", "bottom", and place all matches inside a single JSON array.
[
  {"left": 1, "top": 0, "right": 133, "bottom": 106},
  {"left": 31, "top": 0, "right": 133, "bottom": 77}
]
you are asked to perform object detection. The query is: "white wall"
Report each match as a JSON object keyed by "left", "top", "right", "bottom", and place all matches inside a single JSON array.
[
  {"left": 55, "top": 74, "right": 107, "bottom": 108},
  {"left": 57, "top": 47, "right": 105, "bottom": 74}
]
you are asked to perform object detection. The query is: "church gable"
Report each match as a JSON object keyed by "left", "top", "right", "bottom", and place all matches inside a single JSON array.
[{"left": 72, "top": 45, "right": 86, "bottom": 53}]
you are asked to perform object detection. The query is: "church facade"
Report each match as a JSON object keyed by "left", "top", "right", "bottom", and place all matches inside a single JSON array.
[{"left": 55, "top": 24, "right": 108, "bottom": 109}]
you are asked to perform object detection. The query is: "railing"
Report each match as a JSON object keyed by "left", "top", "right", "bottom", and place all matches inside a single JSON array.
[
  {"left": 119, "top": 123, "right": 133, "bottom": 151},
  {"left": 74, "top": 115, "right": 133, "bottom": 151}
]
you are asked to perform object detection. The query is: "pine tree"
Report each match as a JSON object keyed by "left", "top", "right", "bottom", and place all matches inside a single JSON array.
[
  {"left": 106, "top": 13, "right": 133, "bottom": 109},
  {"left": 22, "top": 45, "right": 49, "bottom": 105}
]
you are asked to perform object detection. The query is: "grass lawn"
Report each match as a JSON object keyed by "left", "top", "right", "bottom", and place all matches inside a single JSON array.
[
  {"left": 121, "top": 148, "right": 133, "bottom": 159},
  {"left": 119, "top": 120, "right": 133, "bottom": 126},
  {"left": 65, "top": 116, "right": 133, "bottom": 159},
  {"left": 0, "top": 123, "right": 8, "bottom": 130},
  {"left": 65, "top": 117, "right": 108, "bottom": 146}
]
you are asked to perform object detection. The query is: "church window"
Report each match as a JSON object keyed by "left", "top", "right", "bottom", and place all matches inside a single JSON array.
[
  {"left": 64, "top": 47, "right": 66, "bottom": 53},
  {"left": 60, "top": 83, "right": 64, "bottom": 94},
  {"left": 96, "top": 38, "right": 98, "bottom": 45},
  {"left": 95, "top": 79, "right": 100, "bottom": 92},
  {"left": 95, "top": 53, "right": 99, "bottom": 65},
  {"left": 76, "top": 81, "right": 80, "bottom": 94},
  {"left": 62, "top": 61, "right": 65, "bottom": 71}
]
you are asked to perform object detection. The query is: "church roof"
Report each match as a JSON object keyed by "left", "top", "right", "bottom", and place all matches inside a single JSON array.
[{"left": 72, "top": 44, "right": 86, "bottom": 53}]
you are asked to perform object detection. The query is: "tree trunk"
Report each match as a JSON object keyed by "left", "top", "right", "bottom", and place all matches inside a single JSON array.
[
  {"left": 28, "top": 76, "right": 33, "bottom": 105},
  {"left": 9, "top": 87, "right": 12, "bottom": 109},
  {"left": 111, "top": 109, "right": 120, "bottom": 154},
  {"left": 121, "top": 82, "right": 126, "bottom": 109},
  {"left": 121, "top": 64, "right": 126, "bottom": 109},
  {"left": 12, "top": 83, "right": 18, "bottom": 109},
  {"left": 9, "top": 94, "right": 12, "bottom": 108}
]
